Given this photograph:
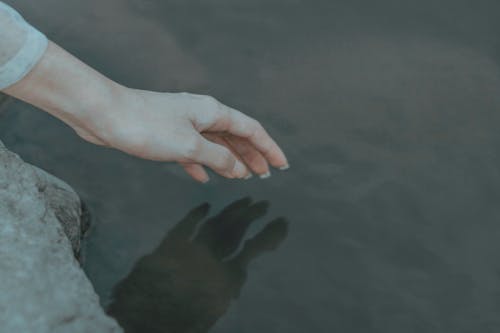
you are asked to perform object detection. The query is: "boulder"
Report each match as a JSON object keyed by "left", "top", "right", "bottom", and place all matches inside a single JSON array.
[{"left": 0, "top": 140, "right": 122, "bottom": 332}]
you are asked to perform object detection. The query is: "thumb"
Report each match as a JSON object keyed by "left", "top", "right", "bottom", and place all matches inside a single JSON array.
[{"left": 192, "top": 137, "right": 248, "bottom": 179}]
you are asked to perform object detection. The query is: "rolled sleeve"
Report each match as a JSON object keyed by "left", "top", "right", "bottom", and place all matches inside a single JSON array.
[{"left": 0, "top": 2, "right": 48, "bottom": 90}]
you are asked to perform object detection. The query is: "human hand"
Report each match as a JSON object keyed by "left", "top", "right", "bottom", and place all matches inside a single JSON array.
[
  {"left": 107, "top": 198, "right": 288, "bottom": 333},
  {"left": 3, "top": 42, "right": 289, "bottom": 182},
  {"left": 81, "top": 88, "right": 289, "bottom": 182}
]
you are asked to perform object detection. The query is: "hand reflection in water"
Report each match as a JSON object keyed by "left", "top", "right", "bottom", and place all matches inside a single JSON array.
[{"left": 107, "top": 197, "right": 288, "bottom": 333}]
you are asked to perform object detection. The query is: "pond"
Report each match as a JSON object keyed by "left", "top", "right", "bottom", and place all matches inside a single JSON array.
[{"left": 2, "top": 0, "right": 500, "bottom": 332}]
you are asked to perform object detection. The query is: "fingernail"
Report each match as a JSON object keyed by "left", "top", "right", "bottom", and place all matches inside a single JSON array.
[
  {"left": 259, "top": 171, "right": 271, "bottom": 179},
  {"left": 244, "top": 173, "right": 253, "bottom": 180},
  {"left": 201, "top": 177, "right": 210, "bottom": 184},
  {"left": 233, "top": 160, "right": 247, "bottom": 178},
  {"left": 279, "top": 163, "right": 290, "bottom": 171}
]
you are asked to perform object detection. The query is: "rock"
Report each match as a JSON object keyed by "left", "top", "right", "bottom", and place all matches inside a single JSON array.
[
  {"left": 0, "top": 140, "right": 123, "bottom": 333},
  {"left": 31, "top": 164, "right": 85, "bottom": 256}
]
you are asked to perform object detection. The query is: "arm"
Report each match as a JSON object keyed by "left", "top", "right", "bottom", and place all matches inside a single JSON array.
[{"left": 0, "top": 3, "right": 289, "bottom": 182}]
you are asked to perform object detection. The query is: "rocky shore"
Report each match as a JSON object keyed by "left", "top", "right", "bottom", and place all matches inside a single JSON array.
[{"left": 0, "top": 140, "right": 122, "bottom": 332}]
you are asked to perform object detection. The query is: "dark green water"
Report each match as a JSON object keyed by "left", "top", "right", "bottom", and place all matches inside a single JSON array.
[{"left": 2, "top": 0, "right": 500, "bottom": 332}]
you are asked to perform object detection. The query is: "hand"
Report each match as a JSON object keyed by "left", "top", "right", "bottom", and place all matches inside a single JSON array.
[
  {"left": 80, "top": 88, "right": 289, "bottom": 182},
  {"left": 3, "top": 42, "right": 289, "bottom": 182},
  {"left": 107, "top": 198, "right": 289, "bottom": 333}
]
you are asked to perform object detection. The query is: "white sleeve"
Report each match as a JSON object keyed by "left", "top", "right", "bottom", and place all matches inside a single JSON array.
[{"left": 0, "top": 1, "right": 48, "bottom": 90}]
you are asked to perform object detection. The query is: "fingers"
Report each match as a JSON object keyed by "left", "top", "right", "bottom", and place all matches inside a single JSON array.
[
  {"left": 203, "top": 133, "right": 275, "bottom": 179},
  {"left": 181, "top": 162, "right": 210, "bottom": 183},
  {"left": 182, "top": 94, "right": 290, "bottom": 180},
  {"left": 225, "top": 135, "right": 270, "bottom": 178},
  {"left": 216, "top": 103, "right": 289, "bottom": 169},
  {"left": 189, "top": 136, "right": 248, "bottom": 179},
  {"left": 203, "top": 133, "right": 252, "bottom": 179}
]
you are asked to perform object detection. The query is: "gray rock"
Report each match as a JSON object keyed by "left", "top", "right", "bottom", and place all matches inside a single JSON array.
[
  {"left": 31, "top": 164, "right": 85, "bottom": 256},
  {"left": 0, "top": 140, "right": 122, "bottom": 333}
]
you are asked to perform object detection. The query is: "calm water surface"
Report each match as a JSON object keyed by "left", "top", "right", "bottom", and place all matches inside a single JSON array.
[{"left": 2, "top": 0, "right": 500, "bottom": 332}]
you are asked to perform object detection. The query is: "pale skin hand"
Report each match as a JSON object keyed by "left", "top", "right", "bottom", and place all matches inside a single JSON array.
[{"left": 3, "top": 42, "right": 289, "bottom": 182}]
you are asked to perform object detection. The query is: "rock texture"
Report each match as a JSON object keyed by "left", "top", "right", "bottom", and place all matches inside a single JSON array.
[{"left": 0, "top": 140, "right": 122, "bottom": 332}]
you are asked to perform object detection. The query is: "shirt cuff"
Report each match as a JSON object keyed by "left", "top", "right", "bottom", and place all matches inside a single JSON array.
[{"left": 0, "top": 11, "right": 48, "bottom": 90}]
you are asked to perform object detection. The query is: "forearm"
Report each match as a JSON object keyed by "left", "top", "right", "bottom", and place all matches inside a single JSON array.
[
  {"left": 0, "top": 1, "right": 123, "bottom": 141},
  {"left": 3, "top": 41, "right": 124, "bottom": 137}
]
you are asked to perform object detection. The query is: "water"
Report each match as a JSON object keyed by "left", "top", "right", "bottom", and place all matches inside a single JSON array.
[{"left": 2, "top": 0, "right": 500, "bottom": 332}]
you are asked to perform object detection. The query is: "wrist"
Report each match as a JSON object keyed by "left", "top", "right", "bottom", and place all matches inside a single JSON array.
[{"left": 69, "top": 80, "right": 129, "bottom": 142}]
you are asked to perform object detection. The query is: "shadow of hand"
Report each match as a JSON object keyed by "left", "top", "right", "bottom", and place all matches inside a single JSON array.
[{"left": 107, "top": 197, "right": 288, "bottom": 333}]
